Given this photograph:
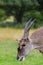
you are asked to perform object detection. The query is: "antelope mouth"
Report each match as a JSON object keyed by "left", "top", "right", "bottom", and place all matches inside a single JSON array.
[{"left": 17, "top": 56, "right": 25, "bottom": 61}]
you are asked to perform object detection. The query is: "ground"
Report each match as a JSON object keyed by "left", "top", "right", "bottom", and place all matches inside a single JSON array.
[{"left": 0, "top": 28, "right": 43, "bottom": 65}]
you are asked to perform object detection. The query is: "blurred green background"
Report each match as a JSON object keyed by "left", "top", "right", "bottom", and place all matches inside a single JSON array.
[{"left": 0, "top": 0, "right": 43, "bottom": 28}]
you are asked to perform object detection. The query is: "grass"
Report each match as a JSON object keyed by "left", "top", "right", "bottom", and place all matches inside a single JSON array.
[
  {"left": 0, "top": 40, "right": 43, "bottom": 65},
  {"left": 0, "top": 28, "right": 43, "bottom": 65}
]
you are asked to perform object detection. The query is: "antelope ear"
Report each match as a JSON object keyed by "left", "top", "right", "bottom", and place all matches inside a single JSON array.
[{"left": 16, "top": 39, "right": 20, "bottom": 42}]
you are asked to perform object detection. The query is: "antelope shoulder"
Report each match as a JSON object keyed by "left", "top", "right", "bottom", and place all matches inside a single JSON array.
[{"left": 30, "top": 27, "right": 43, "bottom": 44}]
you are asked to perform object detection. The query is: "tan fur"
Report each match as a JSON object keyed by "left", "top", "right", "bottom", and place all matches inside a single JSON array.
[{"left": 30, "top": 27, "right": 43, "bottom": 44}]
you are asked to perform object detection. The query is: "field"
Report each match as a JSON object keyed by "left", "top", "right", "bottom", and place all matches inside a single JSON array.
[{"left": 0, "top": 28, "right": 43, "bottom": 65}]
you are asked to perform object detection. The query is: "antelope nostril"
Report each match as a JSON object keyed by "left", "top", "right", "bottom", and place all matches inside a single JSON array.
[
  {"left": 20, "top": 57, "right": 23, "bottom": 61},
  {"left": 17, "top": 56, "right": 23, "bottom": 61}
]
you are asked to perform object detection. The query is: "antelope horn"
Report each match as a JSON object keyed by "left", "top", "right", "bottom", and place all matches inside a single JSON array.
[
  {"left": 26, "top": 19, "right": 36, "bottom": 32},
  {"left": 22, "top": 18, "right": 36, "bottom": 39}
]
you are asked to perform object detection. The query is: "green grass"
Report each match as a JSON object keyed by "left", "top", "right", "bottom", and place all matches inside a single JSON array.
[{"left": 0, "top": 40, "right": 43, "bottom": 65}]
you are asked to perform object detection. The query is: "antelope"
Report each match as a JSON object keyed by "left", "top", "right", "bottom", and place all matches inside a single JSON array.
[{"left": 17, "top": 18, "right": 43, "bottom": 61}]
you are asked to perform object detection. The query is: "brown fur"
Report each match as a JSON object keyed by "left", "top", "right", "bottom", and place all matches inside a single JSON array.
[
  {"left": 30, "top": 27, "right": 43, "bottom": 53},
  {"left": 30, "top": 27, "right": 43, "bottom": 44}
]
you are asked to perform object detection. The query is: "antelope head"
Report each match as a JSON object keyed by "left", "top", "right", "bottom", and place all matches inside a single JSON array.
[{"left": 17, "top": 18, "right": 36, "bottom": 61}]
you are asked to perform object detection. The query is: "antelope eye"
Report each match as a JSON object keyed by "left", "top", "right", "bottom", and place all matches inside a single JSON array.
[{"left": 22, "top": 44, "right": 26, "bottom": 47}]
